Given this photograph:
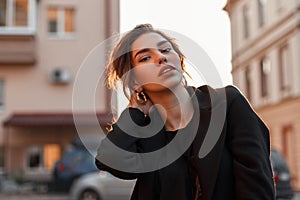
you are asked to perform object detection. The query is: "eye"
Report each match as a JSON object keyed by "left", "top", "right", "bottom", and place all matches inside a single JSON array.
[
  {"left": 160, "top": 47, "right": 171, "bottom": 53},
  {"left": 139, "top": 56, "right": 151, "bottom": 62}
]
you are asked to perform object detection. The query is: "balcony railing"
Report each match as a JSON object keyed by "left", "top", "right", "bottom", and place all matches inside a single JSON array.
[{"left": 0, "top": 35, "right": 35, "bottom": 65}]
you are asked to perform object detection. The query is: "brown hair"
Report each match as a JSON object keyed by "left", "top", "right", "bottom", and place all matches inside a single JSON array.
[{"left": 106, "top": 24, "right": 187, "bottom": 99}]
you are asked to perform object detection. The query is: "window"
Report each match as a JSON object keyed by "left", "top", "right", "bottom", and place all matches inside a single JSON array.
[
  {"left": 43, "top": 144, "right": 61, "bottom": 170},
  {"left": 278, "top": 44, "right": 291, "bottom": 92},
  {"left": 0, "top": 0, "right": 37, "bottom": 35},
  {"left": 0, "top": 80, "right": 4, "bottom": 111},
  {"left": 282, "top": 125, "right": 297, "bottom": 183},
  {"left": 27, "top": 144, "right": 61, "bottom": 170},
  {"left": 242, "top": 4, "right": 250, "bottom": 39},
  {"left": 245, "top": 67, "right": 252, "bottom": 101},
  {"left": 260, "top": 57, "right": 270, "bottom": 97},
  {"left": 257, "top": 0, "right": 265, "bottom": 27},
  {"left": 0, "top": 0, "right": 7, "bottom": 26},
  {"left": 48, "top": 8, "right": 57, "bottom": 33},
  {"left": 28, "top": 146, "right": 41, "bottom": 168},
  {"left": 47, "top": 7, "right": 75, "bottom": 38}
]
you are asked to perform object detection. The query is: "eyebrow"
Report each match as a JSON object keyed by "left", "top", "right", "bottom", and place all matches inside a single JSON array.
[{"left": 133, "top": 40, "right": 169, "bottom": 58}]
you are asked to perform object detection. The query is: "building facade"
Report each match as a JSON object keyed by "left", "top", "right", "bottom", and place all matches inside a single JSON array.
[
  {"left": 224, "top": 0, "right": 300, "bottom": 190},
  {"left": 0, "top": 0, "right": 119, "bottom": 181}
]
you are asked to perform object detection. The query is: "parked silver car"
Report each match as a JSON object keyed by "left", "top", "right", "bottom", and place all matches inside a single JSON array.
[{"left": 69, "top": 171, "right": 136, "bottom": 200}]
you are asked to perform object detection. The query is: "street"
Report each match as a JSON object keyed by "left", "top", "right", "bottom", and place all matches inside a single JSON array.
[
  {"left": 0, "top": 192, "right": 299, "bottom": 200},
  {"left": 0, "top": 193, "right": 70, "bottom": 200}
]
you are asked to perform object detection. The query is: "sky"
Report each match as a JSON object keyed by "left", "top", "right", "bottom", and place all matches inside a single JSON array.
[
  {"left": 117, "top": 0, "right": 232, "bottom": 112},
  {"left": 120, "top": 0, "right": 232, "bottom": 86}
]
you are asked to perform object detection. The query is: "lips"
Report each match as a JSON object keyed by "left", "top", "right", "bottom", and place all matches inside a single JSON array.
[{"left": 158, "top": 65, "right": 175, "bottom": 76}]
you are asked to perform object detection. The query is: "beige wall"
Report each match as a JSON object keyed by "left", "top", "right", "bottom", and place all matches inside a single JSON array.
[
  {"left": 0, "top": 0, "right": 118, "bottom": 137},
  {"left": 232, "top": 30, "right": 300, "bottom": 108},
  {"left": 226, "top": 0, "right": 300, "bottom": 190},
  {"left": 0, "top": 0, "right": 111, "bottom": 121},
  {"left": 6, "top": 126, "right": 77, "bottom": 179},
  {"left": 0, "top": 0, "right": 120, "bottom": 178},
  {"left": 230, "top": 0, "right": 298, "bottom": 59},
  {"left": 258, "top": 99, "right": 300, "bottom": 190},
  {"left": 230, "top": 0, "right": 300, "bottom": 108}
]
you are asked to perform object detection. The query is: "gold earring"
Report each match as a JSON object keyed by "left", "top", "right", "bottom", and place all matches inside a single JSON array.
[{"left": 136, "top": 91, "right": 148, "bottom": 105}]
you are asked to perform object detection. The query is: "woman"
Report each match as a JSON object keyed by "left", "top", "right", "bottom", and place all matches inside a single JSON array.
[{"left": 95, "top": 24, "right": 275, "bottom": 200}]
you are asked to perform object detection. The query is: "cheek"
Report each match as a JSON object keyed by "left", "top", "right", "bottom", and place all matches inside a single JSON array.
[
  {"left": 173, "top": 56, "right": 183, "bottom": 70},
  {"left": 132, "top": 64, "right": 158, "bottom": 85}
]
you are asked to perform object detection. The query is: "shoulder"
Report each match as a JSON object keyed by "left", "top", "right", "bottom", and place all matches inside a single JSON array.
[
  {"left": 224, "top": 85, "right": 243, "bottom": 97},
  {"left": 197, "top": 84, "right": 240, "bottom": 94},
  {"left": 197, "top": 84, "right": 245, "bottom": 103}
]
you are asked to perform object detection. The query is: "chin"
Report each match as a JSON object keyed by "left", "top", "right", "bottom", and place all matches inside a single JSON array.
[{"left": 144, "top": 78, "right": 183, "bottom": 93}]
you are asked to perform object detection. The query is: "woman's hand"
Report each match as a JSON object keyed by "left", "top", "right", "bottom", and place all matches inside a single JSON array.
[{"left": 128, "top": 92, "right": 153, "bottom": 116}]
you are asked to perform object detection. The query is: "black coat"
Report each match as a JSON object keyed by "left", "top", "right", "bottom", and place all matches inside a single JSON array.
[{"left": 95, "top": 85, "right": 275, "bottom": 200}]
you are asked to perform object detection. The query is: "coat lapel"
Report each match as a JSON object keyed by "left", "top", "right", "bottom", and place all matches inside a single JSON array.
[{"left": 190, "top": 86, "right": 227, "bottom": 200}]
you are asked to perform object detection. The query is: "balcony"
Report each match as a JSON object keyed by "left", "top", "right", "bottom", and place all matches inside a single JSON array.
[{"left": 0, "top": 35, "right": 36, "bottom": 65}]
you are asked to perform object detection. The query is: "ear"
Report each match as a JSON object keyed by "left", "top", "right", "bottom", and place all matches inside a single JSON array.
[
  {"left": 132, "top": 79, "right": 143, "bottom": 93},
  {"left": 134, "top": 86, "right": 143, "bottom": 93}
]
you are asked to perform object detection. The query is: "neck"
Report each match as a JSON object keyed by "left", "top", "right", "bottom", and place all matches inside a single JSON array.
[{"left": 147, "top": 85, "right": 194, "bottom": 131}]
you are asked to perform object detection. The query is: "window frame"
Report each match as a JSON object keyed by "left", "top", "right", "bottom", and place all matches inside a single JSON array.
[
  {"left": 47, "top": 6, "right": 76, "bottom": 39},
  {"left": 0, "top": 0, "right": 37, "bottom": 35},
  {"left": 278, "top": 44, "right": 291, "bottom": 92},
  {"left": 257, "top": 0, "right": 266, "bottom": 27},
  {"left": 245, "top": 67, "right": 252, "bottom": 101},
  {"left": 260, "top": 57, "right": 270, "bottom": 98},
  {"left": 26, "top": 145, "right": 43, "bottom": 170},
  {"left": 25, "top": 144, "right": 61, "bottom": 171}
]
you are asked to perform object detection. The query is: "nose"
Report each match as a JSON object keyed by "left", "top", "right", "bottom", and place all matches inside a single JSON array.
[
  {"left": 156, "top": 51, "right": 167, "bottom": 64},
  {"left": 159, "top": 56, "right": 167, "bottom": 64}
]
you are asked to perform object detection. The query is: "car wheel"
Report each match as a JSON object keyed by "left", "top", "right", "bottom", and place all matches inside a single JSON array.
[{"left": 79, "top": 189, "right": 101, "bottom": 200}]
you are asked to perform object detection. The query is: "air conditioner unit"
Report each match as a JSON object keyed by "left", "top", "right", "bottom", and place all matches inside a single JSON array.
[{"left": 50, "top": 68, "right": 71, "bottom": 84}]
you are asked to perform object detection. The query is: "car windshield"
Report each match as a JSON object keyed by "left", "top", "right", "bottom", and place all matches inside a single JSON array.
[{"left": 270, "top": 149, "right": 290, "bottom": 173}]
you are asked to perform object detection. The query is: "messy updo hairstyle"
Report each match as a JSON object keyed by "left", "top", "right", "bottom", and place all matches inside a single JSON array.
[{"left": 105, "top": 24, "right": 187, "bottom": 99}]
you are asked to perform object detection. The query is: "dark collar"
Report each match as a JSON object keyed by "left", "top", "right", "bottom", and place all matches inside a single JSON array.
[{"left": 189, "top": 85, "right": 213, "bottom": 110}]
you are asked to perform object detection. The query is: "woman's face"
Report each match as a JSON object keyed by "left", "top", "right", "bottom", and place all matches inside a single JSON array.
[{"left": 131, "top": 32, "right": 183, "bottom": 93}]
